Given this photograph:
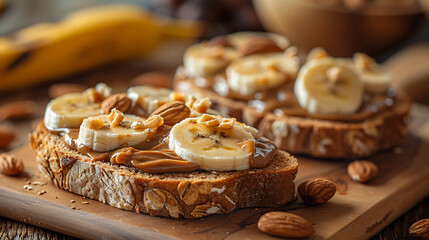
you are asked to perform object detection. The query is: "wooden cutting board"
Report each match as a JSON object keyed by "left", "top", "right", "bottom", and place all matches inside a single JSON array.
[{"left": 0, "top": 103, "right": 429, "bottom": 240}]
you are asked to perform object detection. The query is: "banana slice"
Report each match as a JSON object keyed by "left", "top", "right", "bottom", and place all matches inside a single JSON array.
[
  {"left": 353, "top": 53, "right": 392, "bottom": 93},
  {"left": 127, "top": 86, "right": 172, "bottom": 114},
  {"left": 227, "top": 32, "right": 290, "bottom": 50},
  {"left": 44, "top": 92, "right": 103, "bottom": 130},
  {"left": 226, "top": 52, "right": 299, "bottom": 96},
  {"left": 169, "top": 114, "right": 256, "bottom": 171},
  {"left": 294, "top": 58, "right": 364, "bottom": 115},
  {"left": 78, "top": 113, "right": 163, "bottom": 152},
  {"left": 183, "top": 43, "right": 240, "bottom": 77}
]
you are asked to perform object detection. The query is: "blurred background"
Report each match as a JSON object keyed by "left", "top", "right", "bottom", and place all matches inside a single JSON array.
[{"left": 0, "top": 1, "right": 428, "bottom": 239}]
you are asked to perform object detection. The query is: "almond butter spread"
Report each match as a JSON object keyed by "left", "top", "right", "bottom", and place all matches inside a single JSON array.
[
  {"left": 57, "top": 125, "right": 276, "bottom": 173},
  {"left": 177, "top": 67, "right": 397, "bottom": 123}
]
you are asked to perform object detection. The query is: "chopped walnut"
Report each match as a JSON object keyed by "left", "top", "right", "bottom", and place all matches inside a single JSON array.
[
  {"left": 169, "top": 92, "right": 187, "bottom": 102},
  {"left": 107, "top": 109, "right": 124, "bottom": 127},
  {"left": 197, "top": 114, "right": 219, "bottom": 127},
  {"left": 85, "top": 117, "right": 105, "bottom": 130},
  {"left": 192, "top": 97, "right": 212, "bottom": 113}
]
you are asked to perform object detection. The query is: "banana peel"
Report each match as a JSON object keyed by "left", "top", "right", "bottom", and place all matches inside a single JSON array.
[{"left": 0, "top": 5, "right": 202, "bottom": 91}]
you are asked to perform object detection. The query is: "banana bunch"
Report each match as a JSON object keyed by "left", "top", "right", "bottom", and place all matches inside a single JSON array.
[
  {"left": 183, "top": 32, "right": 292, "bottom": 78},
  {"left": 0, "top": 5, "right": 200, "bottom": 91},
  {"left": 169, "top": 114, "right": 258, "bottom": 171}
]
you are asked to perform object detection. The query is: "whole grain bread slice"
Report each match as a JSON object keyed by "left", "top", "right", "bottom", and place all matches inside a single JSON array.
[
  {"left": 174, "top": 67, "right": 412, "bottom": 159},
  {"left": 29, "top": 122, "right": 298, "bottom": 218}
]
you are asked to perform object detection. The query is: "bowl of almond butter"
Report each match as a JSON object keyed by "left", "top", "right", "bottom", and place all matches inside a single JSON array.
[{"left": 253, "top": 0, "right": 424, "bottom": 56}]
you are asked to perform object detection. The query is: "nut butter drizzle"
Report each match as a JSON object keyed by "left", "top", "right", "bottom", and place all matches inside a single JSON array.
[
  {"left": 179, "top": 68, "right": 397, "bottom": 122},
  {"left": 60, "top": 126, "right": 278, "bottom": 173},
  {"left": 111, "top": 147, "right": 199, "bottom": 173}
]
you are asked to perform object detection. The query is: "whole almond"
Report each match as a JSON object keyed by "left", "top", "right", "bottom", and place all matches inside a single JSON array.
[
  {"left": 298, "top": 178, "right": 336, "bottom": 205},
  {"left": 130, "top": 72, "right": 171, "bottom": 89},
  {"left": 0, "top": 100, "right": 37, "bottom": 120},
  {"left": 347, "top": 160, "right": 378, "bottom": 183},
  {"left": 149, "top": 101, "right": 190, "bottom": 126},
  {"left": 0, "top": 154, "right": 23, "bottom": 175},
  {"left": 238, "top": 37, "right": 282, "bottom": 56},
  {"left": 409, "top": 218, "right": 429, "bottom": 238},
  {"left": 258, "top": 211, "right": 315, "bottom": 238},
  {"left": 48, "top": 83, "right": 87, "bottom": 98},
  {"left": 0, "top": 125, "right": 15, "bottom": 147},
  {"left": 207, "top": 36, "right": 232, "bottom": 47},
  {"left": 101, "top": 94, "right": 131, "bottom": 114}
]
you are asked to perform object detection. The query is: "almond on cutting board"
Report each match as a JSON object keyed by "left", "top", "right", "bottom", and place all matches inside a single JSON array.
[
  {"left": 347, "top": 160, "right": 379, "bottom": 183},
  {"left": 257, "top": 211, "right": 315, "bottom": 238},
  {"left": 409, "top": 218, "right": 429, "bottom": 239},
  {"left": 48, "top": 83, "right": 87, "bottom": 98},
  {"left": 298, "top": 178, "right": 336, "bottom": 205},
  {"left": 0, "top": 100, "right": 37, "bottom": 120},
  {"left": 0, "top": 153, "right": 24, "bottom": 176},
  {"left": 130, "top": 71, "right": 171, "bottom": 89},
  {"left": 0, "top": 125, "right": 15, "bottom": 147}
]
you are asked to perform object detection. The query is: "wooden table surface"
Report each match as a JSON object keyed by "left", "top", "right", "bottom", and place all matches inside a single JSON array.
[{"left": 0, "top": 1, "right": 429, "bottom": 239}]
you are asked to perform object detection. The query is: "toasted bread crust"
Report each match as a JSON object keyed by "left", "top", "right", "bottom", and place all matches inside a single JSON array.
[
  {"left": 174, "top": 67, "right": 412, "bottom": 158},
  {"left": 29, "top": 122, "right": 298, "bottom": 218}
]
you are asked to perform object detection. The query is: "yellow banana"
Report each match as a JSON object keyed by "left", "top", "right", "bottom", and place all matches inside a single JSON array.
[{"left": 0, "top": 5, "right": 201, "bottom": 91}]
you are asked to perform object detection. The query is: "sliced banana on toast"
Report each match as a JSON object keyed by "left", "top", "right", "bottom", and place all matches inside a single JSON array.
[
  {"left": 294, "top": 58, "right": 364, "bottom": 115},
  {"left": 44, "top": 83, "right": 112, "bottom": 130},
  {"left": 79, "top": 110, "right": 164, "bottom": 152},
  {"left": 353, "top": 53, "right": 392, "bottom": 93},
  {"left": 44, "top": 93, "right": 103, "bottom": 130},
  {"left": 184, "top": 43, "right": 240, "bottom": 77},
  {"left": 169, "top": 114, "right": 258, "bottom": 171},
  {"left": 127, "top": 85, "right": 172, "bottom": 114},
  {"left": 183, "top": 32, "right": 290, "bottom": 78},
  {"left": 226, "top": 52, "right": 299, "bottom": 96}
]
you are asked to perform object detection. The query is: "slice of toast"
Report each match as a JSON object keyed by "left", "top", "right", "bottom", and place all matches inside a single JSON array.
[
  {"left": 30, "top": 122, "right": 298, "bottom": 218},
  {"left": 174, "top": 67, "right": 412, "bottom": 159}
]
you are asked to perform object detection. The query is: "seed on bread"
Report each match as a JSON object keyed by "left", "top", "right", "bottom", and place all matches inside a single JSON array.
[
  {"left": 0, "top": 154, "right": 24, "bottom": 175},
  {"left": 258, "top": 211, "right": 315, "bottom": 238},
  {"left": 298, "top": 178, "right": 336, "bottom": 205},
  {"left": 347, "top": 160, "right": 378, "bottom": 183}
]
